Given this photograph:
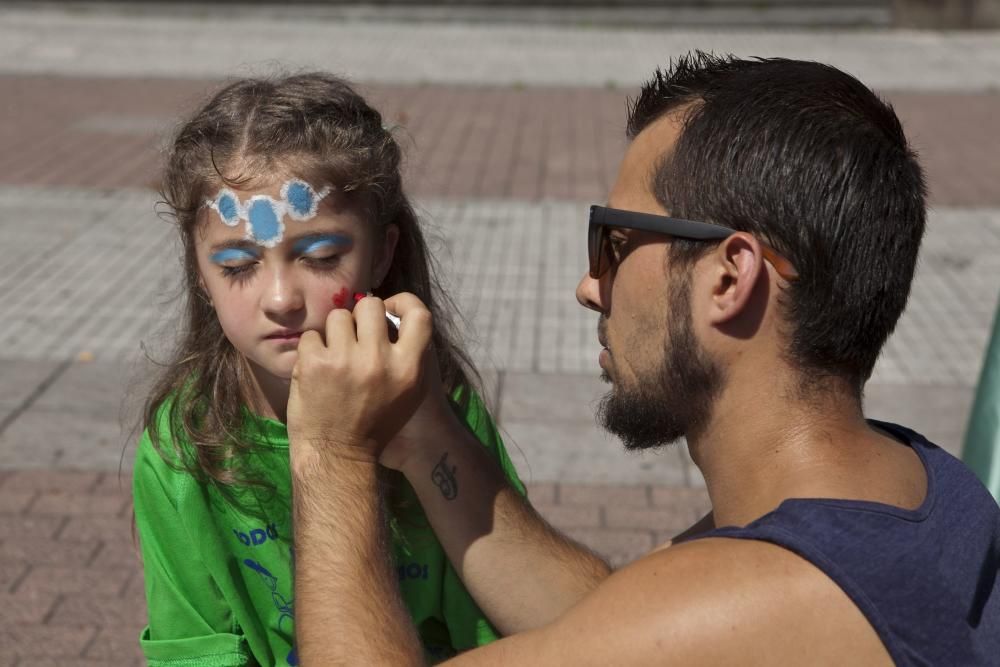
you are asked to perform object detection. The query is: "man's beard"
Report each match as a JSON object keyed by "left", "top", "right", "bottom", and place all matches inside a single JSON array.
[{"left": 597, "top": 272, "right": 724, "bottom": 451}]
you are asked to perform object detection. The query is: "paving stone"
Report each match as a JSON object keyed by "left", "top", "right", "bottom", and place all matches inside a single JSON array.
[
  {"left": 864, "top": 382, "right": 975, "bottom": 458},
  {"left": 559, "top": 483, "right": 650, "bottom": 507},
  {"left": 58, "top": 515, "right": 135, "bottom": 546},
  {"left": 2, "top": 8, "right": 999, "bottom": 92},
  {"left": 0, "top": 590, "right": 58, "bottom": 624},
  {"left": 0, "top": 538, "right": 98, "bottom": 568},
  {"left": 1, "top": 470, "right": 100, "bottom": 493},
  {"left": 16, "top": 564, "right": 132, "bottom": 597},
  {"left": 562, "top": 527, "right": 654, "bottom": 568},
  {"left": 501, "top": 418, "right": 689, "bottom": 486},
  {"left": 524, "top": 481, "right": 557, "bottom": 505},
  {"left": 48, "top": 592, "right": 147, "bottom": 628},
  {"left": 0, "top": 359, "right": 61, "bottom": 410},
  {"left": 0, "top": 409, "right": 131, "bottom": 471},
  {"left": 649, "top": 487, "right": 712, "bottom": 514},
  {"left": 0, "top": 624, "right": 95, "bottom": 659},
  {"left": 84, "top": 625, "right": 146, "bottom": 664},
  {"left": 0, "top": 560, "right": 30, "bottom": 594},
  {"left": 90, "top": 539, "right": 143, "bottom": 569},
  {"left": 90, "top": 470, "right": 134, "bottom": 496},
  {"left": 0, "top": 515, "right": 62, "bottom": 541},
  {"left": 33, "top": 359, "right": 152, "bottom": 421},
  {"left": 29, "top": 491, "right": 130, "bottom": 517},
  {"left": 15, "top": 659, "right": 115, "bottom": 667},
  {"left": 533, "top": 503, "right": 603, "bottom": 529},
  {"left": 605, "top": 505, "right": 703, "bottom": 533},
  {"left": 500, "top": 372, "right": 607, "bottom": 424},
  {"left": 0, "top": 489, "right": 37, "bottom": 514}
]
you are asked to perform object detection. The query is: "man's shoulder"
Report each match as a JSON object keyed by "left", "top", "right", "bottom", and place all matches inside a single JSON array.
[{"left": 535, "top": 537, "right": 893, "bottom": 666}]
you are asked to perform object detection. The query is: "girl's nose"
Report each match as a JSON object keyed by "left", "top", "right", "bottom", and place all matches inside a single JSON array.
[{"left": 261, "top": 267, "right": 304, "bottom": 315}]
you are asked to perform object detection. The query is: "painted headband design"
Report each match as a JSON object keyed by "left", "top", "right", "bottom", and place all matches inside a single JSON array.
[{"left": 203, "top": 179, "right": 333, "bottom": 248}]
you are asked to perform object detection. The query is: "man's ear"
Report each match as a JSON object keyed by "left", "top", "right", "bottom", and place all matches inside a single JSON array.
[
  {"left": 373, "top": 224, "right": 400, "bottom": 288},
  {"left": 706, "top": 232, "right": 765, "bottom": 325}
]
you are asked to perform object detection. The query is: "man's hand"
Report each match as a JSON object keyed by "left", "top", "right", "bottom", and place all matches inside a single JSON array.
[
  {"left": 287, "top": 292, "right": 433, "bottom": 470},
  {"left": 288, "top": 293, "right": 431, "bottom": 667}
]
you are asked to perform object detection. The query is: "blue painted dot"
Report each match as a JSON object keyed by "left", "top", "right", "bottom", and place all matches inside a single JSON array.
[
  {"left": 218, "top": 192, "right": 240, "bottom": 225},
  {"left": 286, "top": 181, "right": 315, "bottom": 218},
  {"left": 247, "top": 199, "right": 283, "bottom": 245}
]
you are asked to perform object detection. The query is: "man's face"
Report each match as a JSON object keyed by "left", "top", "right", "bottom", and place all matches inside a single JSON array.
[{"left": 577, "top": 112, "right": 724, "bottom": 450}]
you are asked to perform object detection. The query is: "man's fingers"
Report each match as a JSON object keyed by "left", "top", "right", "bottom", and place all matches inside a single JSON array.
[
  {"left": 297, "top": 329, "right": 325, "bottom": 359},
  {"left": 383, "top": 292, "right": 433, "bottom": 358},
  {"left": 354, "top": 296, "right": 392, "bottom": 353},
  {"left": 324, "top": 303, "right": 358, "bottom": 346}
]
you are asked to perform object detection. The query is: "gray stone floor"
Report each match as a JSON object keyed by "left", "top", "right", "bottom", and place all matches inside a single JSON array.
[
  {"left": 2, "top": 186, "right": 996, "bottom": 480},
  {"left": 2, "top": 6, "right": 1000, "bottom": 90}
]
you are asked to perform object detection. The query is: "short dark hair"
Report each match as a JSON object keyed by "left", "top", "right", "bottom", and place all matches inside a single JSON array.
[{"left": 627, "top": 52, "right": 926, "bottom": 393}]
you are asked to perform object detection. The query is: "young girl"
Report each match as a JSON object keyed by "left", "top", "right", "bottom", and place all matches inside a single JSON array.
[{"left": 133, "top": 73, "right": 524, "bottom": 667}]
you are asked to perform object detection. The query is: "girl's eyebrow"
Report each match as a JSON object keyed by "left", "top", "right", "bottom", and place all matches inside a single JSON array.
[
  {"left": 209, "top": 240, "right": 260, "bottom": 254},
  {"left": 290, "top": 233, "right": 353, "bottom": 253}
]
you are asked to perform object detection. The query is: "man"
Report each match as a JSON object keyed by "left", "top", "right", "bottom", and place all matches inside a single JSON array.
[{"left": 287, "top": 54, "right": 1000, "bottom": 665}]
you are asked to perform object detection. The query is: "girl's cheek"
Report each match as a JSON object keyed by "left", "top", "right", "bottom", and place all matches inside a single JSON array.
[{"left": 331, "top": 286, "right": 349, "bottom": 308}]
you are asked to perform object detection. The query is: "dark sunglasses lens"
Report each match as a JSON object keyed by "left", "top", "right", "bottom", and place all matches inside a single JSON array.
[{"left": 589, "top": 224, "right": 604, "bottom": 278}]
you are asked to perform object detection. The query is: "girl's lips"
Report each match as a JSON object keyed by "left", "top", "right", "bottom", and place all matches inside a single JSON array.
[{"left": 265, "top": 331, "right": 303, "bottom": 341}]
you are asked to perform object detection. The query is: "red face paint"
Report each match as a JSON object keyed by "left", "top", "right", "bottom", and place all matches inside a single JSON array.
[{"left": 332, "top": 287, "right": 348, "bottom": 308}]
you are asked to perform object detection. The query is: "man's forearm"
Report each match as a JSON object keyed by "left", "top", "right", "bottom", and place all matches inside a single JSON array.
[
  {"left": 401, "top": 423, "right": 611, "bottom": 634},
  {"left": 292, "top": 451, "right": 425, "bottom": 666}
]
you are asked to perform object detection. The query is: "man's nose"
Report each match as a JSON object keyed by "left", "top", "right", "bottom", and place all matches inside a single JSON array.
[
  {"left": 576, "top": 271, "right": 605, "bottom": 313},
  {"left": 261, "top": 267, "right": 304, "bottom": 315}
]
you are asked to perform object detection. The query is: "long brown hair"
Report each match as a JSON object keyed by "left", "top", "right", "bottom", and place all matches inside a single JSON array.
[{"left": 145, "top": 72, "right": 478, "bottom": 490}]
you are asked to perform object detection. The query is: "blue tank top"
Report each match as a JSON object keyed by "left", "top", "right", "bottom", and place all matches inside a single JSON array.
[{"left": 695, "top": 421, "right": 1000, "bottom": 666}]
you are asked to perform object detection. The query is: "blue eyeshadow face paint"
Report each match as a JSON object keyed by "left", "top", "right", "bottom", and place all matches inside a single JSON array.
[
  {"left": 210, "top": 247, "right": 261, "bottom": 264},
  {"left": 292, "top": 234, "right": 353, "bottom": 256}
]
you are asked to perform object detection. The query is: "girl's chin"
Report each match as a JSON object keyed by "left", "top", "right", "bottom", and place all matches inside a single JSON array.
[{"left": 249, "top": 354, "right": 298, "bottom": 384}]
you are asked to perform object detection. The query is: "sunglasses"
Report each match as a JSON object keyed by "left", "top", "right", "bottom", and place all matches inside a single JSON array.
[{"left": 588, "top": 205, "right": 799, "bottom": 281}]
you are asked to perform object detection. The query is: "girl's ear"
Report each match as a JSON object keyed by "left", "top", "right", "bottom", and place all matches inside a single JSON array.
[
  {"left": 197, "top": 275, "right": 214, "bottom": 307},
  {"left": 373, "top": 224, "right": 400, "bottom": 288}
]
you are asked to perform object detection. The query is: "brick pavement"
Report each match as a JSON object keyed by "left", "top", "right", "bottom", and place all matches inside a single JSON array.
[
  {"left": 2, "top": 74, "right": 1000, "bottom": 206},
  {"left": 0, "top": 470, "right": 709, "bottom": 666}
]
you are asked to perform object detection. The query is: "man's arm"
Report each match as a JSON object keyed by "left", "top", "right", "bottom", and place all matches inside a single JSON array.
[
  {"left": 286, "top": 295, "right": 891, "bottom": 665},
  {"left": 391, "top": 409, "right": 611, "bottom": 634},
  {"left": 292, "top": 451, "right": 423, "bottom": 666}
]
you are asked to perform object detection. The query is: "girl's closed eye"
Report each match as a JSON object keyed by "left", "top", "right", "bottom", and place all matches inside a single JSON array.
[
  {"left": 293, "top": 234, "right": 353, "bottom": 269},
  {"left": 211, "top": 248, "right": 261, "bottom": 281}
]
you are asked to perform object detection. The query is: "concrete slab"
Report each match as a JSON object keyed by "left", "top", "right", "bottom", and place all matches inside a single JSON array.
[
  {"left": 499, "top": 371, "right": 607, "bottom": 424},
  {"left": 864, "top": 382, "right": 975, "bottom": 457},
  {"left": 0, "top": 406, "right": 132, "bottom": 470},
  {"left": 0, "top": 359, "right": 61, "bottom": 409},
  {"left": 2, "top": 6, "right": 1000, "bottom": 91},
  {"left": 499, "top": 418, "right": 689, "bottom": 486},
  {"left": 33, "top": 358, "right": 154, "bottom": 422}
]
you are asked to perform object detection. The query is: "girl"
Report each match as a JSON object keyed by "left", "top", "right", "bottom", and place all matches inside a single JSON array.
[{"left": 133, "top": 73, "right": 524, "bottom": 667}]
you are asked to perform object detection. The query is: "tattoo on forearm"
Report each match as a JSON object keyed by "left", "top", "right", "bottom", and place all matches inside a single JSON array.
[{"left": 431, "top": 452, "right": 458, "bottom": 500}]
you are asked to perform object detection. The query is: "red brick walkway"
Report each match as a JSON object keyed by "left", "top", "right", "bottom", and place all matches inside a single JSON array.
[
  {"left": 0, "top": 469, "right": 709, "bottom": 666},
  {"left": 2, "top": 74, "right": 998, "bottom": 206}
]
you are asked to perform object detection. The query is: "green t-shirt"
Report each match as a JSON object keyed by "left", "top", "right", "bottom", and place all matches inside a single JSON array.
[{"left": 133, "top": 390, "right": 525, "bottom": 667}]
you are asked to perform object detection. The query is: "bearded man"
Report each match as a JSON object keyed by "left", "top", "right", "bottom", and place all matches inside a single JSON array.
[{"left": 287, "top": 53, "right": 1000, "bottom": 666}]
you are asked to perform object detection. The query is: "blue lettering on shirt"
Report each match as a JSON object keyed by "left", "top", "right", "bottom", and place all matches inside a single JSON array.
[{"left": 232, "top": 522, "right": 279, "bottom": 547}]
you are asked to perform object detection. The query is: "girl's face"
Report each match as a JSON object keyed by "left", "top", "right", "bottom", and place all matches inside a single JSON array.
[{"left": 194, "top": 174, "right": 398, "bottom": 383}]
